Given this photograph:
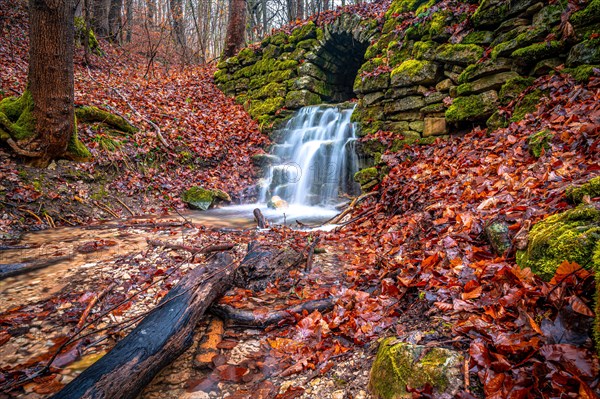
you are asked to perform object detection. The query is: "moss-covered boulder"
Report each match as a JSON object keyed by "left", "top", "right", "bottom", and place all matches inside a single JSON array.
[
  {"left": 570, "top": 0, "right": 600, "bottom": 27},
  {"left": 527, "top": 129, "right": 553, "bottom": 158},
  {"left": 566, "top": 176, "right": 600, "bottom": 204},
  {"left": 498, "top": 76, "right": 535, "bottom": 105},
  {"left": 390, "top": 60, "right": 439, "bottom": 88},
  {"left": 369, "top": 338, "right": 464, "bottom": 399},
  {"left": 445, "top": 90, "right": 498, "bottom": 123},
  {"left": 516, "top": 205, "right": 600, "bottom": 281},
  {"left": 182, "top": 186, "right": 231, "bottom": 211}
]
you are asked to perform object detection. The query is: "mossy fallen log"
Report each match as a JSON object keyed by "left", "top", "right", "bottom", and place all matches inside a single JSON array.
[{"left": 75, "top": 106, "right": 137, "bottom": 134}]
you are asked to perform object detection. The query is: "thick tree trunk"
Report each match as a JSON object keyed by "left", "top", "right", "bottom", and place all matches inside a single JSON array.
[
  {"left": 108, "top": 0, "right": 123, "bottom": 42},
  {"left": 28, "top": 0, "right": 75, "bottom": 164},
  {"left": 223, "top": 0, "right": 246, "bottom": 58},
  {"left": 91, "top": 0, "right": 110, "bottom": 37},
  {"left": 296, "top": 0, "right": 303, "bottom": 21}
]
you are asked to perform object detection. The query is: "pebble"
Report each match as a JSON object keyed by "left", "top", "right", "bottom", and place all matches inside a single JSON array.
[{"left": 332, "top": 390, "right": 345, "bottom": 399}]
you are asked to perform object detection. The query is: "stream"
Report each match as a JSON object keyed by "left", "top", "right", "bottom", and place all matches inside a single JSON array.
[{"left": 0, "top": 104, "right": 370, "bottom": 398}]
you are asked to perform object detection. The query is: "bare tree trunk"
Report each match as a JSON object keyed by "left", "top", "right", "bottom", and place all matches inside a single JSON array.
[
  {"left": 296, "top": 0, "right": 303, "bottom": 21},
  {"left": 323, "top": 0, "right": 330, "bottom": 11},
  {"left": 28, "top": 0, "right": 75, "bottom": 165},
  {"left": 125, "top": 0, "right": 132, "bottom": 42},
  {"left": 222, "top": 0, "right": 246, "bottom": 58},
  {"left": 170, "top": 0, "right": 187, "bottom": 62},
  {"left": 92, "top": 0, "right": 110, "bottom": 37},
  {"left": 146, "top": 0, "right": 155, "bottom": 26},
  {"left": 108, "top": 0, "right": 123, "bottom": 42}
]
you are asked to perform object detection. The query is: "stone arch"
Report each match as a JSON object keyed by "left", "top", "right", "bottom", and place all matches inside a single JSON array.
[{"left": 296, "top": 14, "right": 377, "bottom": 102}]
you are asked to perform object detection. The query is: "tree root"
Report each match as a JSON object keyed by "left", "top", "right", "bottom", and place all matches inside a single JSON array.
[{"left": 75, "top": 106, "right": 137, "bottom": 134}]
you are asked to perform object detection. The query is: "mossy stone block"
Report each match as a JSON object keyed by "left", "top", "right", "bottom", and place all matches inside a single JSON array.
[
  {"left": 462, "top": 30, "right": 495, "bottom": 45},
  {"left": 516, "top": 205, "right": 600, "bottom": 281},
  {"left": 369, "top": 338, "right": 464, "bottom": 399},
  {"left": 445, "top": 90, "right": 498, "bottom": 123},
  {"left": 570, "top": 0, "right": 600, "bottom": 27},
  {"left": 434, "top": 43, "right": 484, "bottom": 66},
  {"left": 390, "top": 60, "right": 439, "bottom": 87},
  {"left": 285, "top": 90, "right": 321, "bottom": 109},
  {"left": 498, "top": 76, "right": 535, "bottom": 105},
  {"left": 512, "top": 41, "right": 564, "bottom": 66},
  {"left": 567, "top": 38, "right": 600, "bottom": 66},
  {"left": 511, "top": 90, "right": 543, "bottom": 122}
]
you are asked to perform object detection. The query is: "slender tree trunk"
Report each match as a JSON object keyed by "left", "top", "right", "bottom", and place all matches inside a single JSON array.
[
  {"left": 146, "top": 0, "right": 155, "bottom": 26},
  {"left": 28, "top": 0, "right": 75, "bottom": 164},
  {"left": 222, "top": 0, "right": 246, "bottom": 58},
  {"left": 108, "top": 0, "right": 123, "bottom": 42},
  {"left": 261, "top": 0, "right": 267, "bottom": 36},
  {"left": 296, "top": 0, "right": 303, "bottom": 21},
  {"left": 125, "top": 0, "right": 132, "bottom": 42},
  {"left": 169, "top": 0, "right": 186, "bottom": 61}
]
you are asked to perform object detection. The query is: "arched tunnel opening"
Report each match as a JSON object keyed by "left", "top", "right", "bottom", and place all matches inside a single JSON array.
[{"left": 305, "top": 31, "right": 370, "bottom": 102}]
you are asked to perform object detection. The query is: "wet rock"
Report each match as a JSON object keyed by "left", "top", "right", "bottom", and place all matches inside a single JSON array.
[
  {"left": 182, "top": 187, "right": 231, "bottom": 211},
  {"left": 390, "top": 60, "right": 439, "bottom": 88},
  {"left": 251, "top": 153, "right": 281, "bottom": 167},
  {"left": 423, "top": 118, "right": 446, "bottom": 137},
  {"left": 485, "top": 219, "right": 511, "bottom": 256},
  {"left": 369, "top": 338, "right": 463, "bottom": 399},
  {"left": 567, "top": 38, "right": 600, "bottom": 66},
  {"left": 267, "top": 195, "right": 289, "bottom": 209},
  {"left": 445, "top": 90, "right": 498, "bottom": 123}
]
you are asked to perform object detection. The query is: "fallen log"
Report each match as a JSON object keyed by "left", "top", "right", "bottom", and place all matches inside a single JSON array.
[
  {"left": 0, "top": 256, "right": 71, "bottom": 280},
  {"left": 210, "top": 297, "right": 336, "bottom": 328},
  {"left": 146, "top": 238, "right": 235, "bottom": 254},
  {"left": 253, "top": 208, "right": 267, "bottom": 229},
  {"left": 51, "top": 243, "right": 296, "bottom": 399}
]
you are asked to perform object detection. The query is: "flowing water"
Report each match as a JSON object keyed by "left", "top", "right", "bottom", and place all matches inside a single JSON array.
[{"left": 259, "top": 104, "right": 360, "bottom": 207}]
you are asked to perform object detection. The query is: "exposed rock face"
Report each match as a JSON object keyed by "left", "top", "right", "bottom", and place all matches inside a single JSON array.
[
  {"left": 182, "top": 186, "right": 231, "bottom": 210},
  {"left": 369, "top": 337, "right": 464, "bottom": 399}
]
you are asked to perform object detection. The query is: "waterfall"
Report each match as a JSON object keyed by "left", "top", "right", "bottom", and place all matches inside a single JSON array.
[{"left": 259, "top": 104, "right": 360, "bottom": 207}]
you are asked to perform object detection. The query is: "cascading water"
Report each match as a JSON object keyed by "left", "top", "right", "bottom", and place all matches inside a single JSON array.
[{"left": 259, "top": 104, "right": 361, "bottom": 207}]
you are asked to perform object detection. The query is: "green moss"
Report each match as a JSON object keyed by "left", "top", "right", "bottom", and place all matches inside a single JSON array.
[
  {"left": 456, "top": 83, "right": 473, "bottom": 97},
  {"left": 290, "top": 22, "right": 317, "bottom": 43},
  {"left": 0, "top": 91, "right": 36, "bottom": 140},
  {"left": 528, "top": 129, "right": 553, "bottom": 158},
  {"left": 593, "top": 242, "right": 600, "bottom": 356},
  {"left": 92, "top": 134, "right": 121, "bottom": 152},
  {"left": 248, "top": 96, "right": 284, "bottom": 119},
  {"left": 274, "top": 59, "right": 298, "bottom": 70},
  {"left": 510, "top": 90, "right": 543, "bottom": 122},
  {"left": 269, "top": 32, "right": 288, "bottom": 46},
  {"left": 267, "top": 69, "right": 295, "bottom": 83},
  {"left": 181, "top": 186, "right": 215, "bottom": 211},
  {"left": 499, "top": 76, "right": 534, "bottom": 105},
  {"left": 472, "top": 0, "right": 510, "bottom": 27},
  {"left": 237, "top": 47, "right": 257, "bottom": 64},
  {"left": 66, "top": 119, "right": 92, "bottom": 161},
  {"left": 462, "top": 30, "right": 494, "bottom": 45},
  {"left": 516, "top": 205, "right": 600, "bottom": 280},
  {"left": 390, "top": 59, "right": 426, "bottom": 78},
  {"left": 74, "top": 17, "right": 102, "bottom": 55},
  {"left": 75, "top": 106, "right": 137, "bottom": 134},
  {"left": 386, "top": 0, "right": 431, "bottom": 16},
  {"left": 428, "top": 11, "right": 448, "bottom": 37},
  {"left": 570, "top": 0, "right": 600, "bottom": 27},
  {"left": 382, "top": 18, "right": 398, "bottom": 35},
  {"left": 369, "top": 338, "right": 463, "bottom": 399},
  {"left": 563, "top": 64, "right": 599, "bottom": 82},
  {"left": 567, "top": 38, "right": 600, "bottom": 66},
  {"left": 253, "top": 82, "right": 286, "bottom": 100},
  {"left": 511, "top": 41, "right": 564, "bottom": 65},
  {"left": 491, "top": 27, "right": 546, "bottom": 60},
  {"left": 435, "top": 43, "right": 484, "bottom": 65},
  {"left": 486, "top": 110, "right": 509, "bottom": 130},
  {"left": 354, "top": 167, "right": 379, "bottom": 185},
  {"left": 445, "top": 91, "right": 497, "bottom": 123},
  {"left": 566, "top": 176, "right": 600, "bottom": 204},
  {"left": 412, "top": 40, "right": 437, "bottom": 60}
]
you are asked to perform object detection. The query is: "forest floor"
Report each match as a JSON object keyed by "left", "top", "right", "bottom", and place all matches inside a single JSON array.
[{"left": 1, "top": 0, "right": 600, "bottom": 398}]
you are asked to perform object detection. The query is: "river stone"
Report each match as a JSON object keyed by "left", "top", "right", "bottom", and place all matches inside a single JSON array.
[
  {"left": 182, "top": 187, "right": 221, "bottom": 211},
  {"left": 369, "top": 338, "right": 463, "bottom": 399},
  {"left": 267, "top": 195, "right": 288, "bottom": 209},
  {"left": 251, "top": 153, "right": 281, "bottom": 167}
]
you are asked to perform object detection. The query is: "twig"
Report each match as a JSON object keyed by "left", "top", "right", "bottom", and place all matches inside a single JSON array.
[
  {"left": 327, "top": 191, "right": 378, "bottom": 225},
  {"left": 146, "top": 239, "right": 234, "bottom": 254},
  {"left": 92, "top": 200, "right": 120, "bottom": 219},
  {"left": 76, "top": 283, "right": 116, "bottom": 330},
  {"left": 305, "top": 236, "right": 320, "bottom": 273},
  {"left": 18, "top": 207, "right": 44, "bottom": 224},
  {"left": 113, "top": 197, "right": 135, "bottom": 216}
]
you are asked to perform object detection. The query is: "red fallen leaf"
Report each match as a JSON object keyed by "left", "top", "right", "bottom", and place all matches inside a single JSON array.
[
  {"left": 568, "top": 296, "right": 594, "bottom": 317},
  {"left": 275, "top": 386, "right": 305, "bottom": 399},
  {"left": 550, "top": 261, "right": 589, "bottom": 285},
  {"left": 217, "top": 339, "right": 238, "bottom": 350},
  {"left": 462, "top": 285, "right": 482, "bottom": 300},
  {"left": 31, "top": 378, "right": 64, "bottom": 394},
  {"left": 540, "top": 344, "right": 599, "bottom": 378},
  {"left": 215, "top": 364, "right": 249, "bottom": 382},
  {"left": 434, "top": 302, "right": 453, "bottom": 312},
  {"left": 0, "top": 331, "right": 11, "bottom": 346}
]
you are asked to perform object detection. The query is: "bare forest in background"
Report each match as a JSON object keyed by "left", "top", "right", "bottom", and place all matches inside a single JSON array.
[{"left": 80, "top": 0, "right": 374, "bottom": 65}]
